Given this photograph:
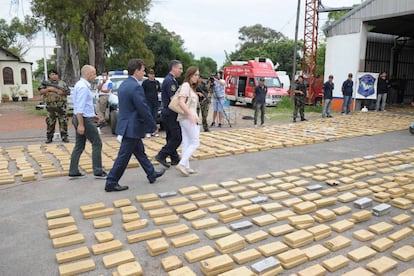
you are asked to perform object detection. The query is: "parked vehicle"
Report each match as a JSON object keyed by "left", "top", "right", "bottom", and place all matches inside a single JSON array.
[
  {"left": 104, "top": 71, "right": 163, "bottom": 134},
  {"left": 223, "top": 58, "right": 288, "bottom": 107}
]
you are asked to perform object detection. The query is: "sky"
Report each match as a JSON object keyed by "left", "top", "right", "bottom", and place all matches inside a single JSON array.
[{"left": 1, "top": 0, "right": 361, "bottom": 70}]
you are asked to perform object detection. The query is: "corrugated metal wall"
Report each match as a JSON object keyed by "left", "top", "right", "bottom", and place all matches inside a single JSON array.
[
  {"left": 325, "top": 0, "right": 414, "bottom": 37},
  {"left": 364, "top": 34, "right": 414, "bottom": 102}
]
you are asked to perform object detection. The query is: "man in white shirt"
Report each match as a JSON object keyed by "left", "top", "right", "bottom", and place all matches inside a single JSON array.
[{"left": 96, "top": 72, "right": 113, "bottom": 127}]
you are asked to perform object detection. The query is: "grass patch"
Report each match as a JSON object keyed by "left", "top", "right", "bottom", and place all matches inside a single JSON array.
[{"left": 265, "top": 96, "right": 322, "bottom": 122}]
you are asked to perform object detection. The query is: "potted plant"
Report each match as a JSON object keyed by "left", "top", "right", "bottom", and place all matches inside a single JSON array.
[
  {"left": 9, "top": 84, "right": 20, "bottom": 102},
  {"left": 19, "top": 89, "right": 29, "bottom": 101},
  {"left": 2, "top": 94, "right": 10, "bottom": 103}
]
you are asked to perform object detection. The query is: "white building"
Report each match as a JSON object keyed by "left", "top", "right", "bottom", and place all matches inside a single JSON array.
[
  {"left": 0, "top": 47, "right": 33, "bottom": 102},
  {"left": 323, "top": 0, "right": 414, "bottom": 110}
]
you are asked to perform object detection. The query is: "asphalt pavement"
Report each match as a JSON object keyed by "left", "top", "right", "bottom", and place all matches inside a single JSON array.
[{"left": 0, "top": 126, "right": 413, "bottom": 275}]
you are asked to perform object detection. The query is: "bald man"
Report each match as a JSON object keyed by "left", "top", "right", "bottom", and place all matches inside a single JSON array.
[{"left": 69, "top": 65, "right": 107, "bottom": 179}]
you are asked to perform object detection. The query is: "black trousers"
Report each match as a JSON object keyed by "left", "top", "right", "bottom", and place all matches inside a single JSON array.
[{"left": 158, "top": 113, "right": 182, "bottom": 162}]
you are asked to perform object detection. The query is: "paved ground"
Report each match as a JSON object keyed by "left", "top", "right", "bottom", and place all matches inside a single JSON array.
[{"left": 0, "top": 101, "right": 414, "bottom": 276}]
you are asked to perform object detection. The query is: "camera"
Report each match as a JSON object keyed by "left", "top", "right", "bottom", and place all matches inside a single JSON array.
[{"left": 208, "top": 75, "right": 215, "bottom": 86}]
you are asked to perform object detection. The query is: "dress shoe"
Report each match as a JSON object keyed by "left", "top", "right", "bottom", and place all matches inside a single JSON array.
[
  {"left": 68, "top": 173, "right": 86, "bottom": 179},
  {"left": 45, "top": 138, "right": 53, "bottom": 144},
  {"left": 94, "top": 171, "right": 108, "bottom": 179},
  {"left": 170, "top": 158, "right": 180, "bottom": 166},
  {"left": 62, "top": 137, "right": 69, "bottom": 143},
  {"left": 148, "top": 168, "right": 166, "bottom": 184},
  {"left": 175, "top": 164, "right": 189, "bottom": 177},
  {"left": 105, "top": 184, "right": 129, "bottom": 192},
  {"left": 155, "top": 155, "right": 170, "bottom": 168}
]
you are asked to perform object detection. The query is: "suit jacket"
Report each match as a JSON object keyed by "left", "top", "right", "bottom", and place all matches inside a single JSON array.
[{"left": 116, "top": 76, "right": 156, "bottom": 138}]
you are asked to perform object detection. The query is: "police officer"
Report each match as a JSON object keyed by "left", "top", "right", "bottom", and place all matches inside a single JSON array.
[
  {"left": 196, "top": 77, "right": 212, "bottom": 132},
  {"left": 292, "top": 75, "right": 307, "bottom": 122},
  {"left": 155, "top": 60, "right": 183, "bottom": 168},
  {"left": 38, "top": 69, "right": 71, "bottom": 143},
  {"left": 142, "top": 69, "right": 161, "bottom": 137}
]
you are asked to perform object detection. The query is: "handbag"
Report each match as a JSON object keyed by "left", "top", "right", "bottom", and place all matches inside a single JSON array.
[{"left": 168, "top": 87, "right": 191, "bottom": 114}]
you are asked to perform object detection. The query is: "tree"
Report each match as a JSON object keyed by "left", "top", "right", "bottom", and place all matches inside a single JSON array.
[
  {"left": 0, "top": 17, "right": 40, "bottom": 59},
  {"left": 196, "top": 57, "right": 217, "bottom": 78},
  {"left": 31, "top": 0, "right": 152, "bottom": 81},
  {"left": 229, "top": 24, "right": 286, "bottom": 64},
  {"left": 316, "top": 43, "right": 326, "bottom": 77},
  {"left": 144, "top": 23, "right": 194, "bottom": 78},
  {"left": 238, "top": 24, "right": 285, "bottom": 49}
]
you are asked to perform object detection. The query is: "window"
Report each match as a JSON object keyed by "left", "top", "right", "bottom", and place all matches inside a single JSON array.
[
  {"left": 248, "top": 78, "right": 255, "bottom": 87},
  {"left": 21, "top": 68, "right": 27, "bottom": 84},
  {"left": 3, "top": 67, "right": 14, "bottom": 85}
]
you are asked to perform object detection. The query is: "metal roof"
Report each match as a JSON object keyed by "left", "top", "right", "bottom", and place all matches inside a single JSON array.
[{"left": 324, "top": 0, "right": 414, "bottom": 38}]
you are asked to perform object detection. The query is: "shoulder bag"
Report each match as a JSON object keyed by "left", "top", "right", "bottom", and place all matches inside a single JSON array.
[{"left": 168, "top": 87, "right": 191, "bottom": 114}]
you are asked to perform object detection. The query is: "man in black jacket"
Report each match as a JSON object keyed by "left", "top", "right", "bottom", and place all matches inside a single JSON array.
[
  {"left": 322, "top": 75, "right": 334, "bottom": 118},
  {"left": 376, "top": 71, "right": 390, "bottom": 112}
]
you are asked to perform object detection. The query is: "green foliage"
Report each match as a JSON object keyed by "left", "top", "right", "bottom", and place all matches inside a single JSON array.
[
  {"left": 276, "top": 96, "right": 294, "bottom": 109},
  {"left": 197, "top": 57, "right": 217, "bottom": 78},
  {"left": 228, "top": 24, "right": 303, "bottom": 78},
  {"left": 316, "top": 43, "right": 326, "bottom": 77},
  {"left": 0, "top": 16, "right": 40, "bottom": 58},
  {"left": 143, "top": 22, "right": 194, "bottom": 78},
  {"left": 32, "top": 80, "right": 41, "bottom": 96}
]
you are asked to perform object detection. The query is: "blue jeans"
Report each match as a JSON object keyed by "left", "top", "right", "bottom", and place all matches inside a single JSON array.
[
  {"left": 341, "top": 95, "right": 352, "bottom": 114},
  {"left": 322, "top": 98, "right": 332, "bottom": 117},
  {"left": 69, "top": 116, "right": 103, "bottom": 175},
  {"left": 254, "top": 103, "right": 265, "bottom": 125}
]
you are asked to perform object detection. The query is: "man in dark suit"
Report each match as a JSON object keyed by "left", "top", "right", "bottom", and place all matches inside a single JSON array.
[{"left": 105, "top": 59, "right": 165, "bottom": 192}]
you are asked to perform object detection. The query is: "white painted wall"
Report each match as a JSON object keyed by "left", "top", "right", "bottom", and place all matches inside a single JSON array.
[
  {"left": 324, "top": 32, "right": 362, "bottom": 98},
  {"left": 0, "top": 62, "right": 33, "bottom": 102}
]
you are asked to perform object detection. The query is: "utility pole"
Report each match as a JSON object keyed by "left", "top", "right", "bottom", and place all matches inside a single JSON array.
[
  {"left": 291, "top": 0, "right": 301, "bottom": 99},
  {"left": 32, "top": 25, "right": 61, "bottom": 80}
]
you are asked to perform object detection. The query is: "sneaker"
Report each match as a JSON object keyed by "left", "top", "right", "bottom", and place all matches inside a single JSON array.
[
  {"left": 69, "top": 173, "right": 86, "bottom": 179},
  {"left": 261, "top": 123, "right": 265, "bottom": 127},
  {"left": 254, "top": 124, "right": 257, "bottom": 128},
  {"left": 152, "top": 133, "right": 160, "bottom": 137},
  {"left": 292, "top": 118, "right": 296, "bottom": 123},
  {"left": 94, "top": 171, "right": 107, "bottom": 179},
  {"left": 175, "top": 164, "right": 189, "bottom": 177},
  {"left": 145, "top": 133, "right": 151, "bottom": 138},
  {"left": 327, "top": 114, "right": 333, "bottom": 118}
]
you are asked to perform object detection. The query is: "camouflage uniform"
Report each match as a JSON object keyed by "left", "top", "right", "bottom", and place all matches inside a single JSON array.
[
  {"left": 293, "top": 80, "right": 307, "bottom": 121},
  {"left": 38, "top": 80, "right": 70, "bottom": 141},
  {"left": 196, "top": 81, "right": 212, "bottom": 131}
]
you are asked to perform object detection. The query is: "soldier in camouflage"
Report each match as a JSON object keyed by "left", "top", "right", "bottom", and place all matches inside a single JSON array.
[
  {"left": 292, "top": 75, "right": 308, "bottom": 123},
  {"left": 38, "top": 69, "right": 71, "bottom": 143},
  {"left": 196, "top": 78, "right": 212, "bottom": 132}
]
